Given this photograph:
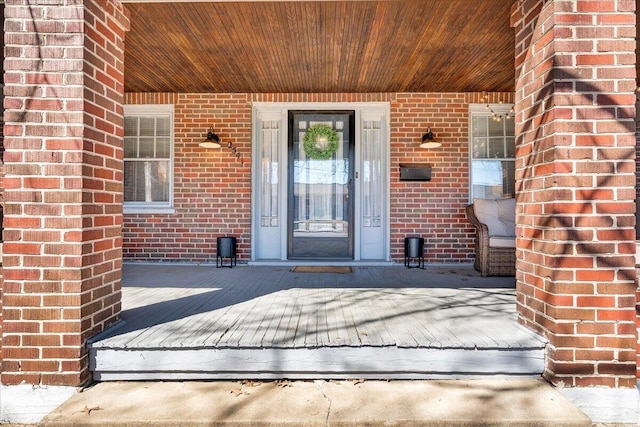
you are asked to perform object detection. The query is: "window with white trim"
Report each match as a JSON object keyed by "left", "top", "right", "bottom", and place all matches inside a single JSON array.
[
  {"left": 469, "top": 104, "right": 515, "bottom": 201},
  {"left": 123, "top": 105, "right": 174, "bottom": 213}
]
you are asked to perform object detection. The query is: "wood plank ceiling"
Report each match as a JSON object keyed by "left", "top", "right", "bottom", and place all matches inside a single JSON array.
[{"left": 123, "top": 0, "right": 517, "bottom": 94}]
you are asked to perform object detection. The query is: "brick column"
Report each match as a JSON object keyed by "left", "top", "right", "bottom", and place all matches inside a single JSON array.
[
  {"left": 512, "top": 0, "right": 637, "bottom": 387},
  {"left": 2, "top": 0, "right": 129, "bottom": 386}
]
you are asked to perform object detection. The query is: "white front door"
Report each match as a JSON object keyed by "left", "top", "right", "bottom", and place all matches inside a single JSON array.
[{"left": 252, "top": 103, "right": 389, "bottom": 262}]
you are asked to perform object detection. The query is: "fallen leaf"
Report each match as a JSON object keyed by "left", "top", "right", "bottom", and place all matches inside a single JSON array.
[
  {"left": 80, "top": 405, "right": 102, "bottom": 415},
  {"left": 241, "top": 380, "right": 262, "bottom": 387},
  {"left": 277, "top": 380, "right": 292, "bottom": 388},
  {"left": 229, "top": 388, "right": 249, "bottom": 397},
  {"left": 351, "top": 378, "right": 365, "bottom": 385}
]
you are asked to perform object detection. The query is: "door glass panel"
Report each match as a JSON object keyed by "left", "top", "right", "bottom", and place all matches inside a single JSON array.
[
  {"left": 260, "top": 120, "right": 280, "bottom": 227},
  {"left": 362, "top": 120, "right": 383, "bottom": 228},
  {"left": 289, "top": 112, "right": 354, "bottom": 259}
]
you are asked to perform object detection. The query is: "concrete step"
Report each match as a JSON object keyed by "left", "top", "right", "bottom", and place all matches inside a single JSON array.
[{"left": 41, "top": 379, "right": 592, "bottom": 427}]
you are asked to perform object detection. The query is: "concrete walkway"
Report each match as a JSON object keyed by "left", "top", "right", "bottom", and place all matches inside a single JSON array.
[{"left": 39, "top": 379, "right": 592, "bottom": 426}]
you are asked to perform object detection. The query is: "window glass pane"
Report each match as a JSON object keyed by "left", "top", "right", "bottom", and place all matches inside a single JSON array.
[
  {"left": 470, "top": 106, "right": 515, "bottom": 201},
  {"left": 487, "top": 137, "right": 505, "bottom": 158},
  {"left": 124, "top": 138, "right": 137, "bottom": 158},
  {"left": 472, "top": 137, "right": 488, "bottom": 159},
  {"left": 156, "top": 138, "right": 171, "bottom": 158},
  {"left": 504, "top": 118, "right": 515, "bottom": 135},
  {"left": 139, "top": 137, "right": 155, "bottom": 158},
  {"left": 139, "top": 117, "right": 155, "bottom": 136},
  {"left": 488, "top": 118, "right": 504, "bottom": 136},
  {"left": 471, "top": 160, "right": 515, "bottom": 200},
  {"left": 124, "top": 160, "right": 170, "bottom": 202},
  {"left": 124, "top": 161, "right": 146, "bottom": 201},
  {"left": 472, "top": 116, "right": 488, "bottom": 137},
  {"left": 502, "top": 160, "right": 515, "bottom": 198},
  {"left": 151, "top": 160, "right": 170, "bottom": 201},
  {"left": 156, "top": 117, "right": 171, "bottom": 136},
  {"left": 124, "top": 117, "right": 137, "bottom": 137},
  {"left": 505, "top": 136, "right": 515, "bottom": 158},
  {"left": 124, "top": 108, "right": 173, "bottom": 208}
]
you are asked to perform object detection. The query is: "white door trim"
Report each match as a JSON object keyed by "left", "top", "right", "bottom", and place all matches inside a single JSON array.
[{"left": 251, "top": 102, "right": 390, "bottom": 262}]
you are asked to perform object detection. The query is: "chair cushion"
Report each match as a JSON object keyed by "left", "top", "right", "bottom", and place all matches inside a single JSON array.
[
  {"left": 473, "top": 198, "right": 516, "bottom": 237},
  {"left": 489, "top": 236, "right": 516, "bottom": 248}
]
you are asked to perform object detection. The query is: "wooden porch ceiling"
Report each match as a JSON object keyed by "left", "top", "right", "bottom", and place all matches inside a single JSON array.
[{"left": 122, "top": 0, "right": 517, "bottom": 93}]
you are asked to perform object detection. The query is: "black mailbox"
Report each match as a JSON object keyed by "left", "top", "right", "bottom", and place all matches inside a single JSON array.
[{"left": 399, "top": 163, "right": 432, "bottom": 181}]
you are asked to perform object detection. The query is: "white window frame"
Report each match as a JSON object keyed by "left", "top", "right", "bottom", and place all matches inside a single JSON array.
[
  {"left": 123, "top": 104, "right": 175, "bottom": 214},
  {"left": 468, "top": 103, "right": 515, "bottom": 202}
]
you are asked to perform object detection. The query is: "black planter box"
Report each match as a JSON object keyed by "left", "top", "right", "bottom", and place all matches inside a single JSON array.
[{"left": 216, "top": 236, "right": 237, "bottom": 268}]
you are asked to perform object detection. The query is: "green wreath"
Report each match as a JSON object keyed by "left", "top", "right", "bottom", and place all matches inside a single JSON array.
[{"left": 303, "top": 124, "right": 339, "bottom": 160}]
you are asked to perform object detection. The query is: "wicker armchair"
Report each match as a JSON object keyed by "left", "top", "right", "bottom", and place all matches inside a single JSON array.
[{"left": 466, "top": 199, "right": 516, "bottom": 277}]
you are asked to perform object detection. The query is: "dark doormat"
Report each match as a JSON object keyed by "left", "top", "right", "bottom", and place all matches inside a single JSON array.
[{"left": 291, "top": 266, "right": 353, "bottom": 273}]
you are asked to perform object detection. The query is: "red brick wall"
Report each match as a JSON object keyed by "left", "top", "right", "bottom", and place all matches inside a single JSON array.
[
  {"left": 512, "top": 0, "right": 637, "bottom": 387},
  {"left": 637, "top": 281, "right": 640, "bottom": 379},
  {"left": 0, "top": 3, "right": 4, "bottom": 378},
  {"left": 637, "top": 106, "right": 640, "bottom": 378},
  {"left": 636, "top": 14, "right": 640, "bottom": 379},
  {"left": 123, "top": 92, "right": 514, "bottom": 263},
  {"left": 124, "top": 93, "right": 253, "bottom": 262},
  {"left": 80, "top": 0, "right": 128, "bottom": 373},
  {"left": 2, "top": 0, "right": 128, "bottom": 386},
  {"left": 392, "top": 93, "right": 471, "bottom": 262},
  {"left": 636, "top": 99, "right": 640, "bottom": 379}
]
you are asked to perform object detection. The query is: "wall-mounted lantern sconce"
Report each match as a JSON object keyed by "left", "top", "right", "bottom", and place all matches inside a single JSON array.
[
  {"left": 199, "top": 126, "right": 243, "bottom": 165},
  {"left": 420, "top": 127, "right": 441, "bottom": 149},
  {"left": 199, "top": 126, "right": 221, "bottom": 148}
]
